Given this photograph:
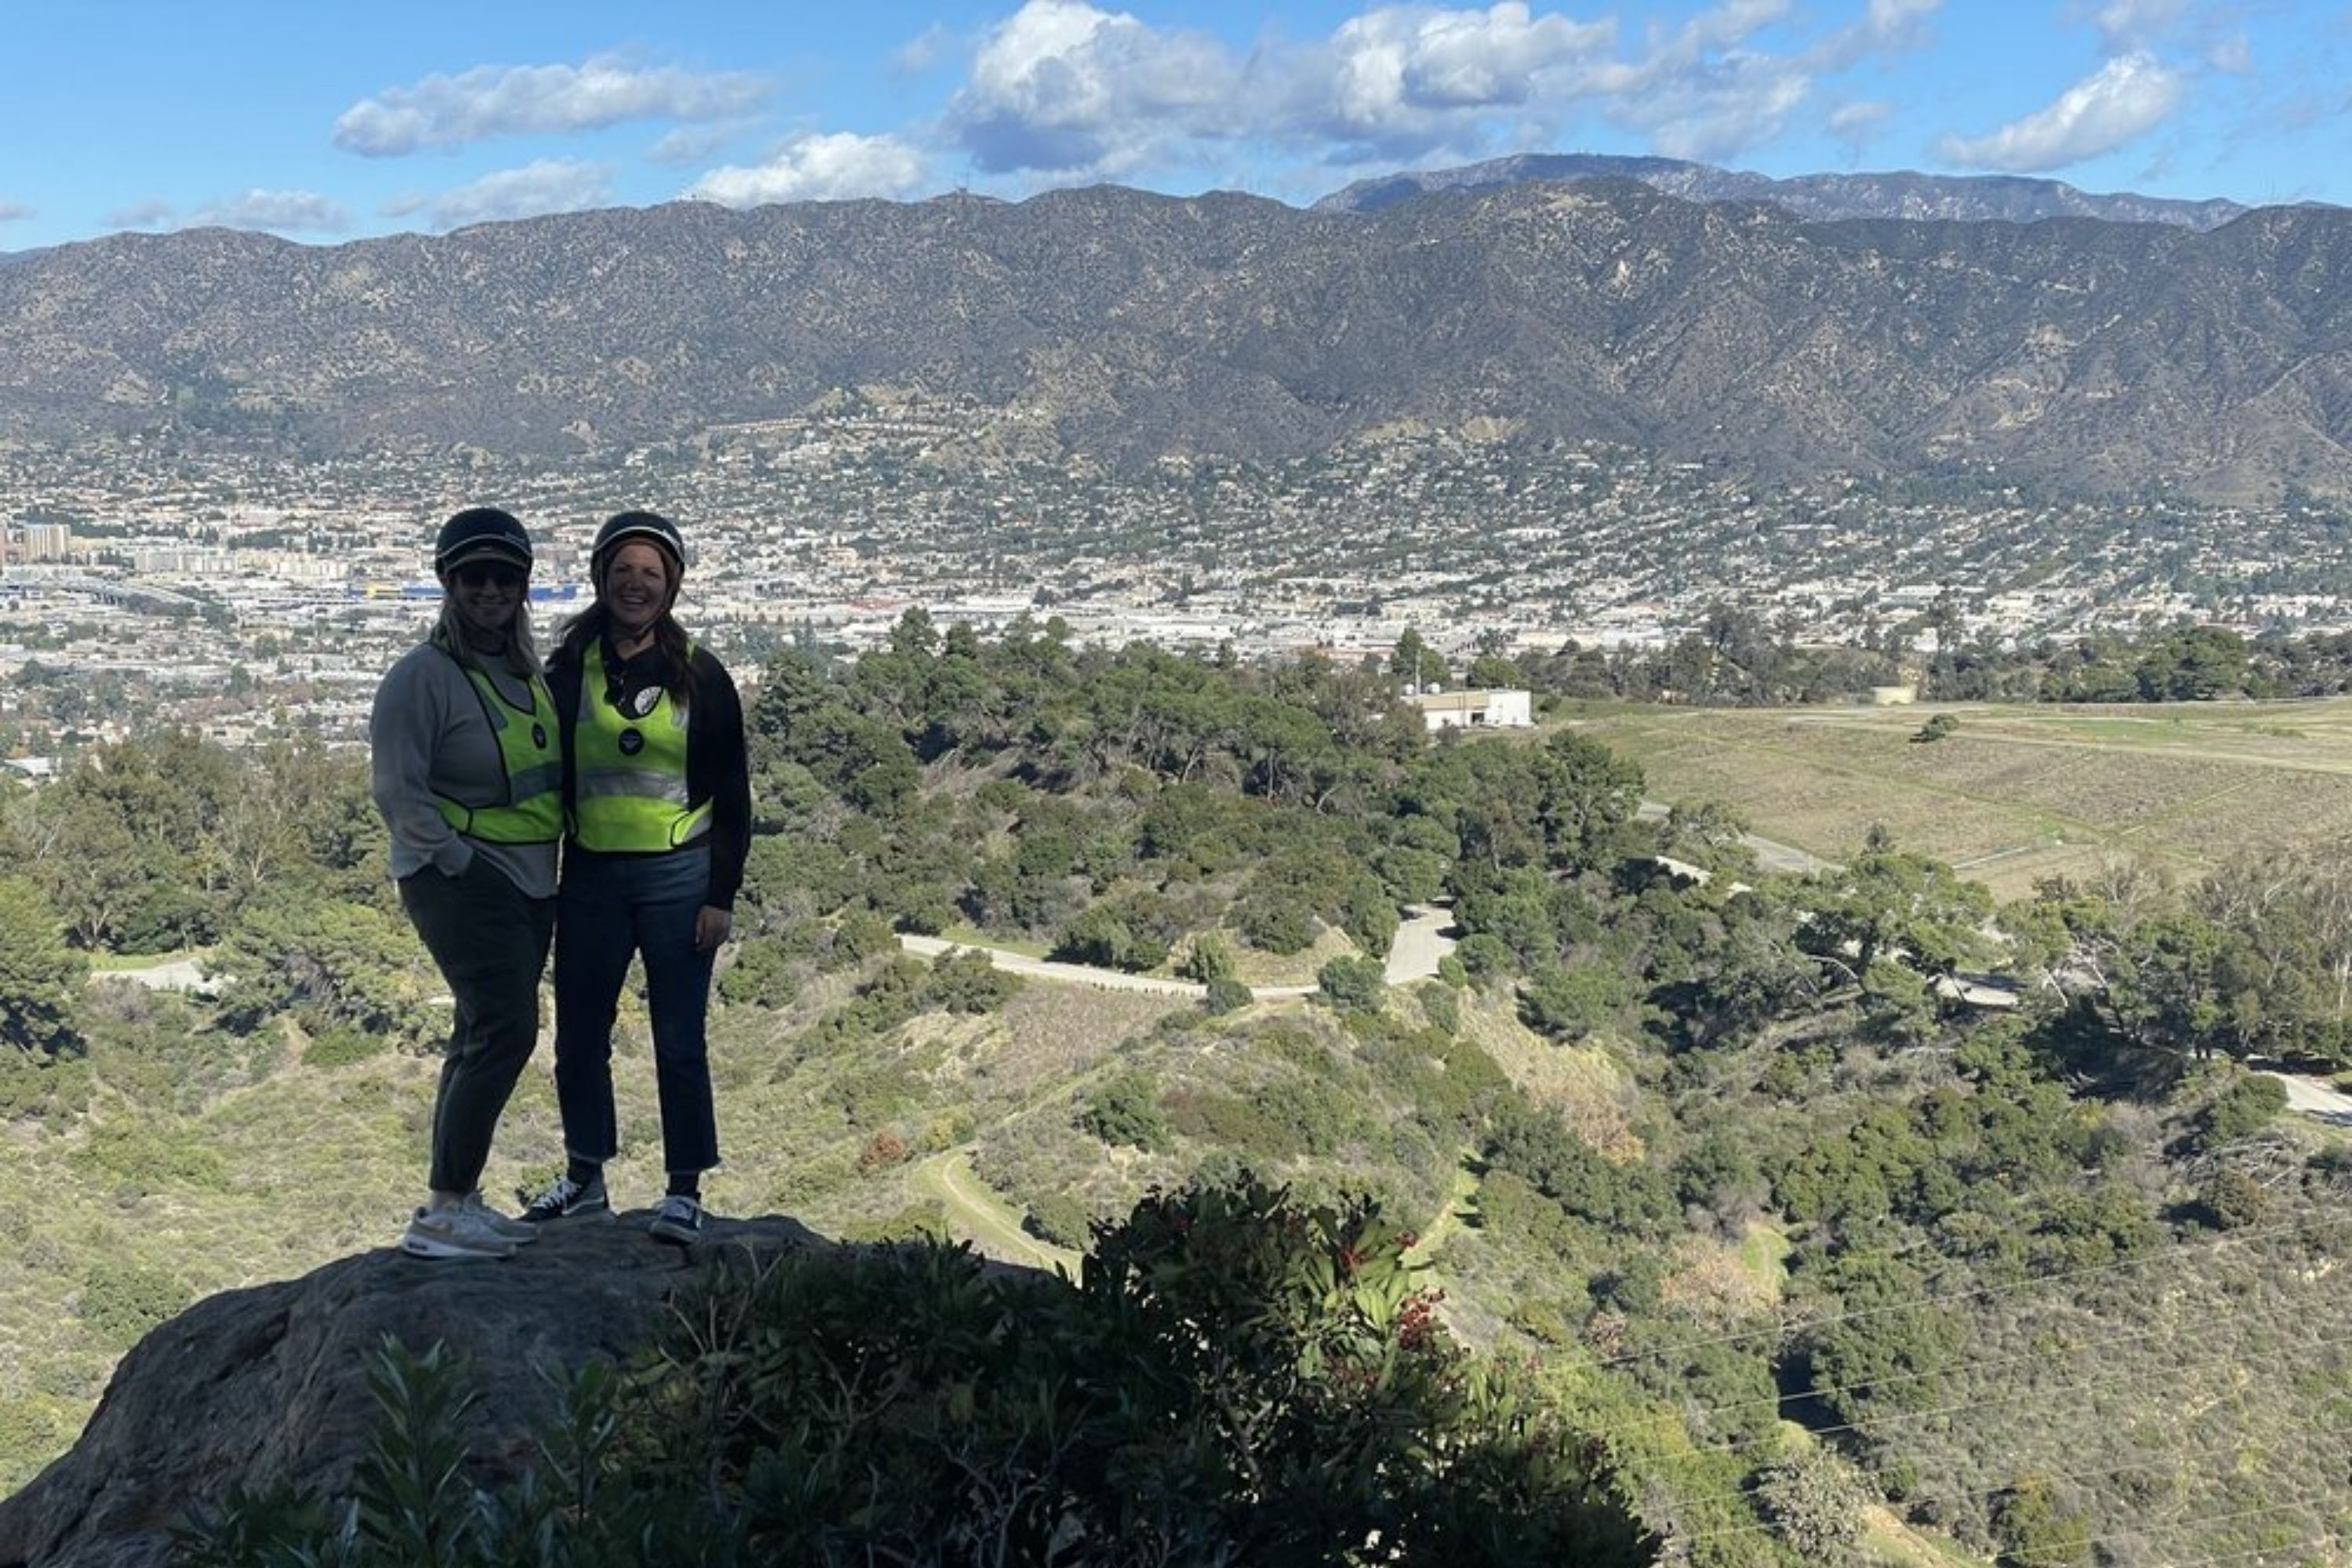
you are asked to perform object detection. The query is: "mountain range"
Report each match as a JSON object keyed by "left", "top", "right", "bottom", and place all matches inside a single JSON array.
[
  {"left": 3, "top": 167, "right": 2349, "bottom": 499},
  {"left": 1312, "top": 152, "right": 2259, "bottom": 229}
]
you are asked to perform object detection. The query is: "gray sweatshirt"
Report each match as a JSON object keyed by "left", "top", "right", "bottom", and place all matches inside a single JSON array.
[{"left": 369, "top": 641, "right": 560, "bottom": 899}]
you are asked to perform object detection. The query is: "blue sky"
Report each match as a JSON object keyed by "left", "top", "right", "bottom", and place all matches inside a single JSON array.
[{"left": 2, "top": 0, "right": 2344, "bottom": 252}]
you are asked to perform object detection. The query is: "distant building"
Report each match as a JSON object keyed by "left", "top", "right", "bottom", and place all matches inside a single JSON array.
[
  {"left": 1862, "top": 683, "right": 1919, "bottom": 706},
  {"left": 1410, "top": 688, "right": 1534, "bottom": 732}
]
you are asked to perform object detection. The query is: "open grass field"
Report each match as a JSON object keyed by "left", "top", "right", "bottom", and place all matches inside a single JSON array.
[{"left": 1577, "top": 697, "right": 2352, "bottom": 900}]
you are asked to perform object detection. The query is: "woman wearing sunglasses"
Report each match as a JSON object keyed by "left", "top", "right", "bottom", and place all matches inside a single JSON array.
[
  {"left": 369, "top": 506, "right": 563, "bottom": 1261},
  {"left": 522, "top": 510, "right": 750, "bottom": 1244}
]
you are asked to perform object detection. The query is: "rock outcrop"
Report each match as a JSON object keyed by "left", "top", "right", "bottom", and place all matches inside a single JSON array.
[{"left": 0, "top": 1213, "right": 828, "bottom": 1568}]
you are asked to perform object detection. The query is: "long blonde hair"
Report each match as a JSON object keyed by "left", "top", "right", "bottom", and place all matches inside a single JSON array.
[{"left": 431, "top": 596, "right": 543, "bottom": 680}]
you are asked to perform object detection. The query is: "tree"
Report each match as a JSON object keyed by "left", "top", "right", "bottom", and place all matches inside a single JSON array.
[
  {"left": 1316, "top": 953, "right": 1385, "bottom": 1012},
  {"left": 0, "top": 877, "right": 84, "bottom": 1054}
]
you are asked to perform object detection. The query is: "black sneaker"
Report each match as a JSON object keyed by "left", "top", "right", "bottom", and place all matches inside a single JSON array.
[
  {"left": 521, "top": 1173, "right": 610, "bottom": 1224},
  {"left": 649, "top": 1194, "right": 706, "bottom": 1244}
]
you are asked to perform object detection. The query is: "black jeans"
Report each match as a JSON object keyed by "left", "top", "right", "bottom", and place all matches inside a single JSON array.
[{"left": 399, "top": 858, "right": 557, "bottom": 1195}]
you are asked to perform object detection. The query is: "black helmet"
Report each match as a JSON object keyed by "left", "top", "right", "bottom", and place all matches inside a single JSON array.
[
  {"left": 434, "top": 507, "right": 533, "bottom": 576},
  {"left": 590, "top": 511, "right": 686, "bottom": 582}
]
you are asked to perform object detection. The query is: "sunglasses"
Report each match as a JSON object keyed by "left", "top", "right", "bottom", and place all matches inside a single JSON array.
[{"left": 452, "top": 561, "right": 527, "bottom": 590}]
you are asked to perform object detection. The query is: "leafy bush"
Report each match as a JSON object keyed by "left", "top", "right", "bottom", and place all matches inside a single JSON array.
[
  {"left": 1203, "top": 975, "right": 1254, "bottom": 1015},
  {"left": 1079, "top": 1070, "right": 1171, "bottom": 1152},
  {"left": 1317, "top": 954, "right": 1386, "bottom": 1014},
  {"left": 1022, "top": 1191, "right": 1091, "bottom": 1250},
  {"left": 76, "top": 1260, "right": 190, "bottom": 1346},
  {"left": 1418, "top": 982, "right": 1461, "bottom": 1035},
  {"left": 176, "top": 1182, "right": 1648, "bottom": 1567},
  {"left": 2200, "top": 1073, "right": 2288, "bottom": 1146},
  {"left": 304, "top": 1025, "right": 390, "bottom": 1069}
]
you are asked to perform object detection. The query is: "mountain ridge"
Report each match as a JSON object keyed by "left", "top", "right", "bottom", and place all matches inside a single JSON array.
[
  {"left": 1312, "top": 151, "right": 2263, "bottom": 229},
  {"left": 2, "top": 177, "right": 2349, "bottom": 498}
]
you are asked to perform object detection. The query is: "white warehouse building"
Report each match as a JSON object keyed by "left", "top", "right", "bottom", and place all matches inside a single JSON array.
[{"left": 1408, "top": 688, "right": 1534, "bottom": 733}]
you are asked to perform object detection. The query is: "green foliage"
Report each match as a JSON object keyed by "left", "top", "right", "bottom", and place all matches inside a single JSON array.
[
  {"left": 2201, "top": 1073, "right": 2288, "bottom": 1145},
  {"left": 1418, "top": 982, "right": 1461, "bottom": 1035},
  {"left": 920, "top": 946, "right": 1020, "bottom": 1014},
  {"left": 75, "top": 1259, "right": 191, "bottom": 1345},
  {"left": 717, "top": 935, "right": 801, "bottom": 1009},
  {"left": 1316, "top": 953, "right": 1386, "bottom": 1014},
  {"left": 1753, "top": 1450, "right": 1871, "bottom": 1563},
  {"left": 178, "top": 1185, "right": 1646, "bottom": 1567},
  {"left": 1203, "top": 974, "right": 1254, "bottom": 1015},
  {"left": 1911, "top": 711, "right": 1960, "bottom": 744},
  {"left": 0, "top": 876, "right": 85, "bottom": 1055},
  {"left": 1991, "top": 1475, "right": 2092, "bottom": 1568},
  {"left": 1483, "top": 1097, "right": 1676, "bottom": 1236},
  {"left": 304, "top": 1026, "right": 391, "bottom": 1069},
  {"left": 1078, "top": 1070, "right": 1171, "bottom": 1152},
  {"left": 1022, "top": 1191, "right": 1092, "bottom": 1250},
  {"left": 216, "top": 889, "right": 432, "bottom": 1047}
]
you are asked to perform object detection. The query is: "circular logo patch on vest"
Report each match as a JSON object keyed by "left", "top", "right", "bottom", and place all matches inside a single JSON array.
[
  {"left": 618, "top": 728, "right": 645, "bottom": 756},
  {"left": 627, "top": 686, "right": 661, "bottom": 718},
  {"left": 532, "top": 723, "right": 549, "bottom": 750}
]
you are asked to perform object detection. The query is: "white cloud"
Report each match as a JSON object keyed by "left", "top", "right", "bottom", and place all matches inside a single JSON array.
[
  {"left": 188, "top": 189, "right": 351, "bottom": 234},
  {"left": 0, "top": 201, "right": 32, "bottom": 223},
  {"left": 1828, "top": 99, "right": 1893, "bottom": 150},
  {"left": 932, "top": 0, "right": 1958, "bottom": 182},
  {"left": 687, "top": 132, "right": 932, "bottom": 205},
  {"left": 647, "top": 121, "right": 759, "bottom": 166},
  {"left": 952, "top": 0, "right": 1239, "bottom": 176},
  {"left": 335, "top": 54, "right": 772, "bottom": 156},
  {"left": 1303, "top": 3, "right": 1618, "bottom": 151},
  {"left": 1809, "top": 0, "right": 1941, "bottom": 70},
  {"left": 892, "top": 23, "right": 956, "bottom": 76},
  {"left": 2089, "top": 0, "right": 2189, "bottom": 53},
  {"left": 382, "top": 160, "right": 614, "bottom": 230},
  {"left": 1938, "top": 51, "right": 2184, "bottom": 171},
  {"left": 2208, "top": 30, "right": 2252, "bottom": 74}
]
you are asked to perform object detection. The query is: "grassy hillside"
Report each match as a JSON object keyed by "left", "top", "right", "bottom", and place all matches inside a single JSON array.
[{"left": 1578, "top": 698, "right": 2352, "bottom": 898}]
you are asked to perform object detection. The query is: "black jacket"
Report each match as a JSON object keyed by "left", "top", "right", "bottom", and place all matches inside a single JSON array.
[{"left": 547, "top": 633, "right": 751, "bottom": 911}]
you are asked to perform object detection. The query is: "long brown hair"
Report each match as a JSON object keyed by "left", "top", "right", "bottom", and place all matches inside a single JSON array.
[{"left": 557, "top": 562, "right": 699, "bottom": 708}]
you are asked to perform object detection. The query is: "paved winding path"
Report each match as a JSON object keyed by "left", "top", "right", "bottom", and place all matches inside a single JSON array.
[
  {"left": 1637, "top": 800, "right": 1836, "bottom": 876},
  {"left": 2263, "top": 1072, "right": 2352, "bottom": 1129},
  {"left": 899, "top": 904, "right": 1457, "bottom": 998}
]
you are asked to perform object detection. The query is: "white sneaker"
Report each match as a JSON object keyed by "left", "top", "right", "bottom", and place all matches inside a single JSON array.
[
  {"left": 464, "top": 1192, "right": 540, "bottom": 1245},
  {"left": 401, "top": 1203, "right": 517, "bottom": 1261}
]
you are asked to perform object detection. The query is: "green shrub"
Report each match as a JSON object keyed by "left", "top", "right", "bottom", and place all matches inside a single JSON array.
[
  {"left": 1203, "top": 975, "right": 1254, "bottom": 1015},
  {"left": 1022, "top": 1192, "right": 1091, "bottom": 1250},
  {"left": 1418, "top": 982, "right": 1461, "bottom": 1036},
  {"left": 2201, "top": 1074, "right": 2288, "bottom": 1145},
  {"left": 1079, "top": 1071, "right": 1171, "bottom": 1152},
  {"left": 176, "top": 1184, "right": 1647, "bottom": 1567},
  {"left": 77, "top": 1260, "right": 190, "bottom": 1346},
  {"left": 920, "top": 947, "right": 1018, "bottom": 1013},
  {"left": 1317, "top": 955, "right": 1386, "bottom": 1014},
  {"left": 304, "top": 1026, "right": 390, "bottom": 1069}
]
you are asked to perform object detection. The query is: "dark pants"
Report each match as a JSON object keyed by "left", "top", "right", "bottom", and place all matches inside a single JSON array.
[
  {"left": 551, "top": 844, "right": 720, "bottom": 1176},
  {"left": 399, "top": 860, "right": 556, "bottom": 1195}
]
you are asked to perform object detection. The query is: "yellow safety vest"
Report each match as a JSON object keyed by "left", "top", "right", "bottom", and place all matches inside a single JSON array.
[
  {"left": 435, "top": 657, "right": 563, "bottom": 844},
  {"left": 571, "top": 638, "right": 710, "bottom": 851}
]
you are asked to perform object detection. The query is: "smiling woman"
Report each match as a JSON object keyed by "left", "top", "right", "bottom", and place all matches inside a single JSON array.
[
  {"left": 528, "top": 510, "right": 751, "bottom": 1247},
  {"left": 367, "top": 505, "right": 563, "bottom": 1262}
]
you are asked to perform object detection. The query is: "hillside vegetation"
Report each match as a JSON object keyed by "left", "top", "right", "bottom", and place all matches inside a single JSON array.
[{"left": 5, "top": 619, "right": 2350, "bottom": 1564}]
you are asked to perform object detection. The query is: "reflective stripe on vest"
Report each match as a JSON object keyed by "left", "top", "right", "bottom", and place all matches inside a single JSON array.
[
  {"left": 434, "top": 658, "right": 564, "bottom": 845},
  {"left": 571, "top": 638, "right": 711, "bottom": 851}
]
